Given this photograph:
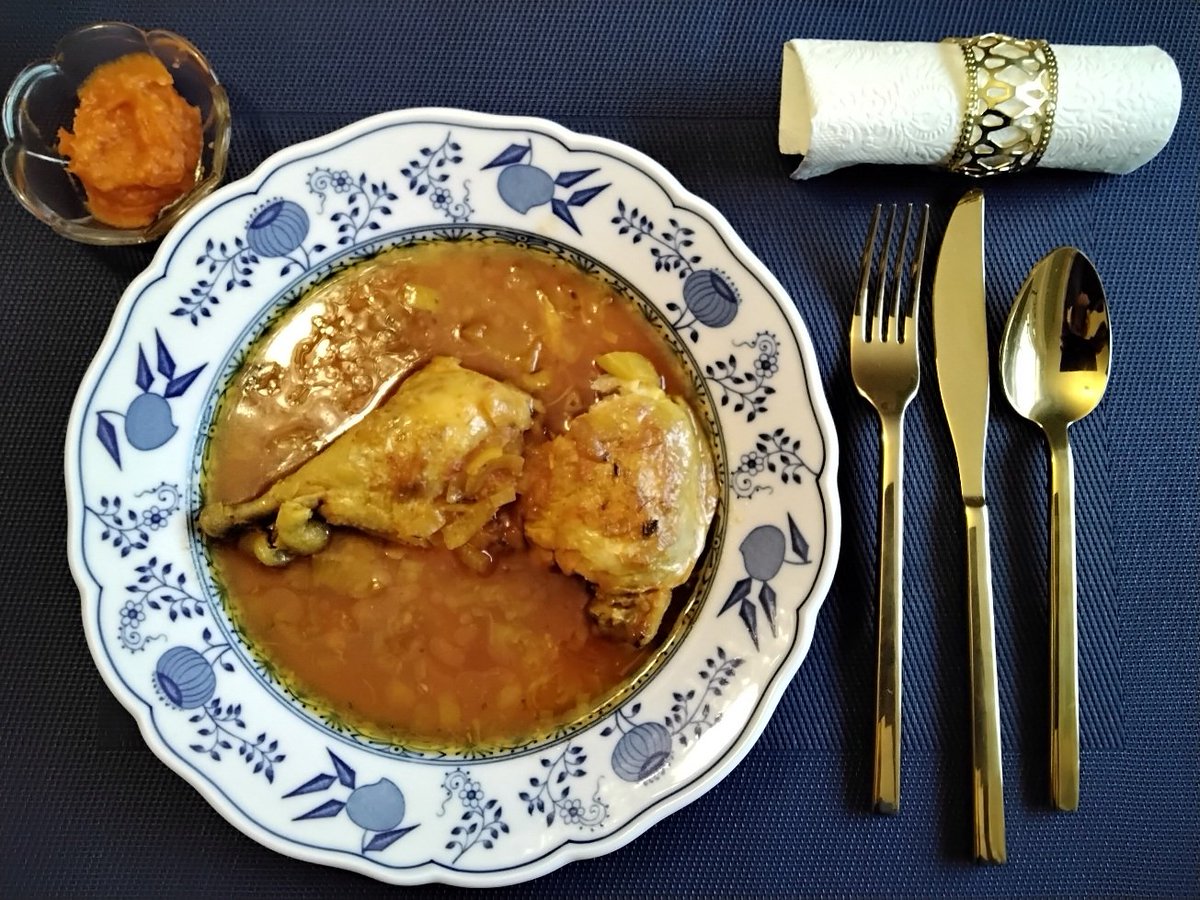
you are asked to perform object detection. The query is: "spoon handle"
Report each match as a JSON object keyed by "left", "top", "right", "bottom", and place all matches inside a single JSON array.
[
  {"left": 1048, "top": 427, "right": 1080, "bottom": 810},
  {"left": 872, "top": 412, "right": 904, "bottom": 814}
]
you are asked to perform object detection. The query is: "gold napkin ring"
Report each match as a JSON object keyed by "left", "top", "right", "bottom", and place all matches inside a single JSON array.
[{"left": 944, "top": 33, "right": 1059, "bottom": 177}]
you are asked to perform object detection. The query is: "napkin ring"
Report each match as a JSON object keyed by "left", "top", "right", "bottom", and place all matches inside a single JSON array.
[{"left": 944, "top": 33, "right": 1059, "bottom": 177}]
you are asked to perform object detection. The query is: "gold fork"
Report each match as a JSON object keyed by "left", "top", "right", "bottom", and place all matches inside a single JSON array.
[{"left": 850, "top": 203, "right": 930, "bottom": 814}]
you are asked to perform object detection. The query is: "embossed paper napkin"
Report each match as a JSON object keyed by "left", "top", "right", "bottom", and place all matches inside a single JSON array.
[{"left": 779, "top": 38, "right": 1181, "bottom": 178}]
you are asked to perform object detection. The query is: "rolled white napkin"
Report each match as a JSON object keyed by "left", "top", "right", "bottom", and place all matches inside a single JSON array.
[{"left": 779, "top": 39, "right": 1182, "bottom": 179}]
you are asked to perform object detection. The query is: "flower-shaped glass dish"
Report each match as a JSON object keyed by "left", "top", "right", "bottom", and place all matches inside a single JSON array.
[{"left": 2, "top": 21, "right": 230, "bottom": 245}]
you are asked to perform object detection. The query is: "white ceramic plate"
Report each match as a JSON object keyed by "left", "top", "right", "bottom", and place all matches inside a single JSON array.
[{"left": 66, "top": 108, "right": 840, "bottom": 886}]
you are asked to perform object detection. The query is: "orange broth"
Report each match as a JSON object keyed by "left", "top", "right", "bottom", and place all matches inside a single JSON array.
[{"left": 205, "top": 240, "right": 697, "bottom": 749}]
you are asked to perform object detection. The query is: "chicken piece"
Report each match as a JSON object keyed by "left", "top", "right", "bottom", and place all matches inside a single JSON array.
[
  {"left": 200, "top": 356, "right": 534, "bottom": 562},
  {"left": 521, "top": 352, "right": 717, "bottom": 646}
]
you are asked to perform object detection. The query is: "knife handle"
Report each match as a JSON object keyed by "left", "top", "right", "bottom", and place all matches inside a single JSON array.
[
  {"left": 1048, "top": 426, "right": 1080, "bottom": 811},
  {"left": 964, "top": 500, "right": 1006, "bottom": 863}
]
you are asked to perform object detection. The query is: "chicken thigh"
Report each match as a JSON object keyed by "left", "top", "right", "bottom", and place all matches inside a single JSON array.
[
  {"left": 199, "top": 356, "right": 535, "bottom": 562},
  {"left": 521, "top": 352, "right": 717, "bottom": 646}
]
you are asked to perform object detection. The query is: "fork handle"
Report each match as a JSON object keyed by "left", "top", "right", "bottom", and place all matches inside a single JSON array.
[
  {"left": 964, "top": 500, "right": 1006, "bottom": 863},
  {"left": 872, "top": 413, "right": 904, "bottom": 814},
  {"left": 1048, "top": 425, "right": 1080, "bottom": 811}
]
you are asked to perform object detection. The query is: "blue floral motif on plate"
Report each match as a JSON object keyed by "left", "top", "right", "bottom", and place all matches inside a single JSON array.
[{"left": 66, "top": 109, "right": 839, "bottom": 887}]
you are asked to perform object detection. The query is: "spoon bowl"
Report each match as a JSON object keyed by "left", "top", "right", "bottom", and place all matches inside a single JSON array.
[
  {"left": 1001, "top": 247, "right": 1111, "bottom": 428},
  {"left": 999, "top": 246, "right": 1111, "bottom": 812}
]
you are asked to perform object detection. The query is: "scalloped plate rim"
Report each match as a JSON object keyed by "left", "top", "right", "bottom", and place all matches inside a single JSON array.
[{"left": 64, "top": 107, "right": 841, "bottom": 887}]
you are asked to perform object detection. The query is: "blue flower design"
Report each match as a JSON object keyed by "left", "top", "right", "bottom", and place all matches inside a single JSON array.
[
  {"left": 175, "top": 167, "right": 399, "bottom": 325},
  {"left": 285, "top": 749, "right": 418, "bottom": 853},
  {"left": 613, "top": 200, "right": 741, "bottom": 341},
  {"left": 731, "top": 428, "right": 819, "bottom": 498},
  {"left": 519, "top": 743, "right": 608, "bottom": 829},
  {"left": 739, "top": 452, "right": 765, "bottom": 474},
  {"left": 610, "top": 722, "right": 672, "bottom": 782},
  {"left": 155, "top": 646, "right": 217, "bottom": 710},
  {"left": 116, "top": 556, "right": 203, "bottom": 652},
  {"left": 682, "top": 269, "right": 739, "bottom": 328},
  {"left": 705, "top": 331, "right": 780, "bottom": 422},
  {"left": 497, "top": 163, "right": 554, "bottom": 213},
  {"left": 307, "top": 168, "right": 354, "bottom": 210},
  {"left": 439, "top": 769, "right": 509, "bottom": 862},
  {"left": 325, "top": 175, "right": 399, "bottom": 246},
  {"left": 483, "top": 141, "right": 608, "bottom": 233},
  {"left": 85, "top": 483, "right": 181, "bottom": 557},
  {"left": 345, "top": 779, "right": 407, "bottom": 832},
  {"left": 753, "top": 352, "right": 779, "bottom": 378},
  {"left": 720, "top": 516, "right": 812, "bottom": 646},
  {"left": 402, "top": 133, "right": 473, "bottom": 222},
  {"left": 152, "top": 631, "right": 284, "bottom": 779},
  {"left": 95, "top": 332, "right": 206, "bottom": 468},
  {"left": 602, "top": 648, "right": 744, "bottom": 780},
  {"left": 246, "top": 200, "right": 310, "bottom": 258},
  {"left": 458, "top": 779, "right": 483, "bottom": 804},
  {"left": 123, "top": 394, "right": 177, "bottom": 451},
  {"left": 120, "top": 600, "right": 146, "bottom": 626},
  {"left": 561, "top": 798, "right": 586, "bottom": 824}
]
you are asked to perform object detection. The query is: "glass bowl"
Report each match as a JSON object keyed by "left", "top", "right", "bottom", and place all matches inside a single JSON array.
[{"left": 2, "top": 21, "right": 230, "bottom": 245}]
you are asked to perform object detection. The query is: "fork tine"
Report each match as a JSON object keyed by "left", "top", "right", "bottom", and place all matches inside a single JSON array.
[
  {"left": 906, "top": 204, "right": 930, "bottom": 342},
  {"left": 855, "top": 205, "right": 881, "bottom": 341},
  {"left": 888, "top": 204, "right": 913, "bottom": 338},
  {"left": 873, "top": 205, "right": 896, "bottom": 342}
]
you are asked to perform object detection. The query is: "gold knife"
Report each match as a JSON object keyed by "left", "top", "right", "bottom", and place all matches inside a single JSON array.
[{"left": 932, "top": 189, "right": 1006, "bottom": 864}]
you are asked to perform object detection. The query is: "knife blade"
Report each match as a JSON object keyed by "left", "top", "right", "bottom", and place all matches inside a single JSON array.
[
  {"left": 932, "top": 189, "right": 1007, "bottom": 864},
  {"left": 934, "top": 190, "right": 989, "bottom": 501}
]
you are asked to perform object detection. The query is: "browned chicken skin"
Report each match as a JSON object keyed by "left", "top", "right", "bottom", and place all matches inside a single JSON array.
[
  {"left": 521, "top": 352, "right": 718, "bottom": 647},
  {"left": 199, "top": 356, "right": 535, "bottom": 563},
  {"left": 200, "top": 351, "right": 715, "bottom": 648}
]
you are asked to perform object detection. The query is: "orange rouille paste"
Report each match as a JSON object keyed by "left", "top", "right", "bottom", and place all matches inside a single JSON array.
[{"left": 57, "top": 53, "right": 202, "bottom": 228}]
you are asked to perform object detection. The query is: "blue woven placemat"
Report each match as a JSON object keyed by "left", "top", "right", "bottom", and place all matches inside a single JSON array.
[{"left": 1, "top": 0, "right": 1196, "bottom": 895}]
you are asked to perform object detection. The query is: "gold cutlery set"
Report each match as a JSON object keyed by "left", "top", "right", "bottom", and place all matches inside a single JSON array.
[{"left": 853, "top": 191, "right": 1112, "bottom": 863}]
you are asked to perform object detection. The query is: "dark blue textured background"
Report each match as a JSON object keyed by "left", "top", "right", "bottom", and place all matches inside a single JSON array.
[{"left": 2, "top": 1, "right": 1196, "bottom": 895}]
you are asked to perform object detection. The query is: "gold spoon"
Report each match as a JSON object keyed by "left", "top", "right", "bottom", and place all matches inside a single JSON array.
[{"left": 999, "top": 247, "right": 1111, "bottom": 811}]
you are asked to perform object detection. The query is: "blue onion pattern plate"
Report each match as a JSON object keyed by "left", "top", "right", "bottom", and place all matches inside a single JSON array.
[{"left": 65, "top": 109, "right": 840, "bottom": 886}]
